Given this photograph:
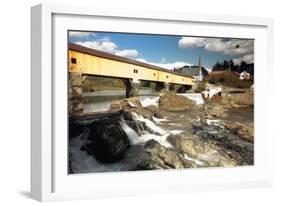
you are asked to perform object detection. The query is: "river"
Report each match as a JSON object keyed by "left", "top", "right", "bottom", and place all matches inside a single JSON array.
[
  {"left": 69, "top": 90, "right": 254, "bottom": 174},
  {"left": 83, "top": 89, "right": 155, "bottom": 113}
]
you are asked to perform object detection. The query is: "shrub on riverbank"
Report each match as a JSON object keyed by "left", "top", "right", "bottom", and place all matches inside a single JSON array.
[{"left": 208, "top": 71, "right": 252, "bottom": 88}]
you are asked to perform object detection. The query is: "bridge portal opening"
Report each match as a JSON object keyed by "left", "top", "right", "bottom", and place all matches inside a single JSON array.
[{"left": 177, "top": 85, "right": 192, "bottom": 93}]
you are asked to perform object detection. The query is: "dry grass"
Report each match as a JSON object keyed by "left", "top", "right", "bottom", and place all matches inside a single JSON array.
[
  {"left": 208, "top": 71, "right": 253, "bottom": 88},
  {"left": 224, "top": 90, "right": 254, "bottom": 105}
]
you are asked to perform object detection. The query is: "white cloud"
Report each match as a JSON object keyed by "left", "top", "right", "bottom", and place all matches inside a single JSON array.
[
  {"left": 178, "top": 37, "right": 207, "bottom": 48},
  {"left": 100, "top": 41, "right": 118, "bottom": 53},
  {"left": 222, "top": 40, "right": 254, "bottom": 56},
  {"left": 75, "top": 39, "right": 191, "bottom": 70},
  {"left": 69, "top": 31, "right": 95, "bottom": 38},
  {"left": 136, "top": 58, "right": 147, "bottom": 63},
  {"left": 136, "top": 58, "right": 192, "bottom": 70},
  {"left": 75, "top": 40, "right": 140, "bottom": 58},
  {"left": 204, "top": 39, "right": 228, "bottom": 53},
  {"left": 115, "top": 49, "right": 139, "bottom": 58},
  {"left": 233, "top": 54, "right": 254, "bottom": 65},
  {"left": 76, "top": 41, "right": 117, "bottom": 53},
  {"left": 98, "top": 36, "right": 111, "bottom": 42},
  {"left": 178, "top": 37, "right": 254, "bottom": 65}
]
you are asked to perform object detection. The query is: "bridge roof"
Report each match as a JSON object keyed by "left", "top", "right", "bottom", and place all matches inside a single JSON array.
[{"left": 69, "top": 43, "right": 194, "bottom": 79}]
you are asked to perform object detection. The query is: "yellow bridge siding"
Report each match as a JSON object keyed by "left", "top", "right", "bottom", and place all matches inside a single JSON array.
[{"left": 69, "top": 50, "right": 195, "bottom": 85}]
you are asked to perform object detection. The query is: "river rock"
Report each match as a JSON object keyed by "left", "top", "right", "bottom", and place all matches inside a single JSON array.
[
  {"left": 82, "top": 118, "right": 130, "bottom": 163},
  {"left": 144, "top": 139, "right": 195, "bottom": 169},
  {"left": 144, "top": 105, "right": 161, "bottom": 118},
  {"left": 159, "top": 93, "right": 196, "bottom": 112},
  {"left": 136, "top": 155, "right": 171, "bottom": 170},
  {"left": 68, "top": 117, "right": 84, "bottom": 139},
  {"left": 120, "top": 97, "right": 142, "bottom": 108},
  {"left": 167, "top": 134, "right": 238, "bottom": 167},
  {"left": 204, "top": 103, "right": 228, "bottom": 118},
  {"left": 225, "top": 122, "right": 254, "bottom": 143},
  {"left": 126, "top": 107, "right": 155, "bottom": 120},
  {"left": 191, "top": 119, "right": 253, "bottom": 165},
  {"left": 168, "top": 135, "right": 208, "bottom": 157}
]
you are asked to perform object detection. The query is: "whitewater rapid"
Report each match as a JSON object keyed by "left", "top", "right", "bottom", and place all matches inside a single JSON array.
[
  {"left": 69, "top": 95, "right": 206, "bottom": 173},
  {"left": 69, "top": 108, "right": 186, "bottom": 173}
]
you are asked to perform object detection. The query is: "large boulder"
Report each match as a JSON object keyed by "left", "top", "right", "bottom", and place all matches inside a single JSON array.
[
  {"left": 119, "top": 97, "right": 156, "bottom": 120},
  {"left": 68, "top": 117, "right": 84, "bottom": 139},
  {"left": 225, "top": 122, "right": 254, "bottom": 143},
  {"left": 167, "top": 134, "right": 237, "bottom": 167},
  {"left": 82, "top": 118, "right": 130, "bottom": 163},
  {"left": 136, "top": 155, "right": 171, "bottom": 170},
  {"left": 168, "top": 135, "right": 208, "bottom": 158},
  {"left": 144, "top": 105, "right": 161, "bottom": 118},
  {"left": 128, "top": 107, "right": 155, "bottom": 119},
  {"left": 159, "top": 93, "right": 196, "bottom": 112},
  {"left": 143, "top": 139, "right": 195, "bottom": 169}
]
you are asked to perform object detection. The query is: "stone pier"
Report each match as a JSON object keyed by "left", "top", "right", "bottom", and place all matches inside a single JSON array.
[
  {"left": 125, "top": 79, "right": 140, "bottom": 98},
  {"left": 164, "top": 82, "right": 170, "bottom": 91},
  {"left": 155, "top": 82, "right": 170, "bottom": 91},
  {"left": 69, "top": 73, "right": 85, "bottom": 115}
]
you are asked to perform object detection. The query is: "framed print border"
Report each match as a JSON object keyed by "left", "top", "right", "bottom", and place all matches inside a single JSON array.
[{"left": 31, "top": 3, "right": 274, "bottom": 202}]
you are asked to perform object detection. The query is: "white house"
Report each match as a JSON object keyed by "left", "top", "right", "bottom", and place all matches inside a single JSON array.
[{"left": 239, "top": 71, "right": 251, "bottom": 80}]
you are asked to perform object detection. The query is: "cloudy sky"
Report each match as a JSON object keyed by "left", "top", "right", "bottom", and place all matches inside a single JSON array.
[{"left": 69, "top": 31, "right": 254, "bottom": 71}]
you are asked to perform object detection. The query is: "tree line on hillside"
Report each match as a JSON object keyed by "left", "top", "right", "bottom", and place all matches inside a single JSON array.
[
  {"left": 173, "top": 65, "right": 209, "bottom": 76},
  {"left": 212, "top": 60, "right": 254, "bottom": 75}
]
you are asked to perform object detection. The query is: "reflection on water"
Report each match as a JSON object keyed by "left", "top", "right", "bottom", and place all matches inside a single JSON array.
[{"left": 83, "top": 89, "right": 154, "bottom": 113}]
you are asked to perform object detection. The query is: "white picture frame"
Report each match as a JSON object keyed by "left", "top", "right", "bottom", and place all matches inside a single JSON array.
[{"left": 31, "top": 3, "right": 274, "bottom": 202}]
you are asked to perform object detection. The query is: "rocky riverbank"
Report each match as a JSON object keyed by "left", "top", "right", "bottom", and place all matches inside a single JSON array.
[{"left": 69, "top": 89, "right": 254, "bottom": 174}]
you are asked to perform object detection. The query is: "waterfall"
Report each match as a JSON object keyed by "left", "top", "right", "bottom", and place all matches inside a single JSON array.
[
  {"left": 139, "top": 96, "right": 160, "bottom": 107},
  {"left": 131, "top": 112, "right": 166, "bottom": 135},
  {"left": 177, "top": 93, "right": 204, "bottom": 105},
  {"left": 122, "top": 112, "right": 184, "bottom": 148},
  {"left": 69, "top": 96, "right": 188, "bottom": 173},
  {"left": 119, "top": 121, "right": 141, "bottom": 145},
  {"left": 69, "top": 130, "right": 127, "bottom": 173}
]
